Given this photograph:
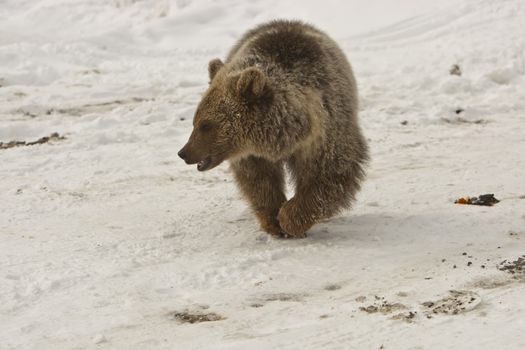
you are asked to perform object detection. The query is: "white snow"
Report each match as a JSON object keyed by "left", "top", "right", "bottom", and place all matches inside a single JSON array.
[{"left": 1, "top": 0, "right": 525, "bottom": 349}]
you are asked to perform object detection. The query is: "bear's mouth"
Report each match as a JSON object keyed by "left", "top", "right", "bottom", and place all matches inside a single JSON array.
[{"left": 197, "top": 157, "right": 212, "bottom": 171}]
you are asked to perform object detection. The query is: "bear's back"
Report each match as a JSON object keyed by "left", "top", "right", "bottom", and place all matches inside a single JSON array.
[
  {"left": 226, "top": 21, "right": 324, "bottom": 68},
  {"left": 226, "top": 21, "right": 355, "bottom": 99}
]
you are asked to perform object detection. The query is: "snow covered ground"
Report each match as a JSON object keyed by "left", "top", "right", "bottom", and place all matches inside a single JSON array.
[{"left": 1, "top": 0, "right": 525, "bottom": 349}]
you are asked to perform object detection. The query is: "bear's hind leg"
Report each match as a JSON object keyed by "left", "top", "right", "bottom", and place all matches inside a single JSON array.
[{"left": 231, "top": 156, "right": 287, "bottom": 237}]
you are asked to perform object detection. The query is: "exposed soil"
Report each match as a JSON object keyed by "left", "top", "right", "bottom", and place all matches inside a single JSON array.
[
  {"left": 441, "top": 117, "right": 487, "bottom": 125},
  {"left": 264, "top": 293, "right": 304, "bottom": 302},
  {"left": 0, "top": 132, "right": 65, "bottom": 150},
  {"left": 53, "top": 97, "right": 152, "bottom": 116},
  {"left": 15, "top": 97, "right": 153, "bottom": 119},
  {"left": 359, "top": 296, "right": 418, "bottom": 323},
  {"left": 422, "top": 290, "right": 481, "bottom": 316},
  {"left": 498, "top": 256, "right": 525, "bottom": 276},
  {"left": 324, "top": 284, "right": 342, "bottom": 291},
  {"left": 359, "top": 299, "right": 407, "bottom": 314},
  {"left": 172, "top": 311, "right": 225, "bottom": 324},
  {"left": 391, "top": 311, "right": 417, "bottom": 323},
  {"left": 450, "top": 64, "right": 462, "bottom": 76}
]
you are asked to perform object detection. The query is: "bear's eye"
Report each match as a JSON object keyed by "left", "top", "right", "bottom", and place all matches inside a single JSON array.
[{"left": 199, "top": 122, "right": 213, "bottom": 132}]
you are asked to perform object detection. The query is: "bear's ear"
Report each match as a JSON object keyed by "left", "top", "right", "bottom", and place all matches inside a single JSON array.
[
  {"left": 236, "top": 68, "right": 267, "bottom": 101},
  {"left": 208, "top": 58, "right": 224, "bottom": 81}
]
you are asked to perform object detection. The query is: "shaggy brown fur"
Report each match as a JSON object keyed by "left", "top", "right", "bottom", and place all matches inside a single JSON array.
[{"left": 178, "top": 20, "right": 369, "bottom": 238}]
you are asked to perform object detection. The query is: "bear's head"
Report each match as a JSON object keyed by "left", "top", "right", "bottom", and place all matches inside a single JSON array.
[{"left": 178, "top": 58, "right": 273, "bottom": 171}]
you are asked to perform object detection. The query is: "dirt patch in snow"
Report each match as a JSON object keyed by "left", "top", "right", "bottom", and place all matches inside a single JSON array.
[
  {"left": 54, "top": 97, "right": 153, "bottom": 116},
  {"left": 469, "top": 276, "right": 512, "bottom": 290},
  {"left": 0, "top": 132, "right": 65, "bottom": 150},
  {"left": 248, "top": 292, "right": 305, "bottom": 308},
  {"left": 324, "top": 284, "right": 342, "bottom": 291},
  {"left": 422, "top": 290, "right": 481, "bottom": 316},
  {"left": 172, "top": 311, "right": 225, "bottom": 324},
  {"left": 498, "top": 256, "right": 525, "bottom": 278},
  {"left": 391, "top": 311, "right": 418, "bottom": 323},
  {"left": 449, "top": 64, "right": 462, "bottom": 76},
  {"left": 359, "top": 297, "right": 407, "bottom": 314},
  {"left": 441, "top": 117, "right": 487, "bottom": 125},
  {"left": 355, "top": 295, "right": 367, "bottom": 303},
  {"left": 359, "top": 296, "right": 418, "bottom": 323},
  {"left": 14, "top": 97, "right": 152, "bottom": 118},
  {"left": 263, "top": 293, "right": 304, "bottom": 302}
]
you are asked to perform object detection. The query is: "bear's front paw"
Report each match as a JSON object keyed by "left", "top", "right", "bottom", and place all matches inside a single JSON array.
[
  {"left": 277, "top": 199, "right": 313, "bottom": 238},
  {"left": 259, "top": 217, "right": 286, "bottom": 238}
]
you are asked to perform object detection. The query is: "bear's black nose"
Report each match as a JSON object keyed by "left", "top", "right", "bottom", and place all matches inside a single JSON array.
[{"left": 178, "top": 149, "right": 187, "bottom": 160}]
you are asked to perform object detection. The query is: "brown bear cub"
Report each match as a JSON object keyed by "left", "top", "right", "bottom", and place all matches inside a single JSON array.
[{"left": 178, "top": 20, "right": 368, "bottom": 238}]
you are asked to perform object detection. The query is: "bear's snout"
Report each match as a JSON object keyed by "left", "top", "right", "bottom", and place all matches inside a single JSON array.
[
  {"left": 178, "top": 144, "right": 206, "bottom": 167},
  {"left": 177, "top": 148, "right": 187, "bottom": 161},
  {"left": 177, "top": 146, "right": 196, "bottom": 164}
]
